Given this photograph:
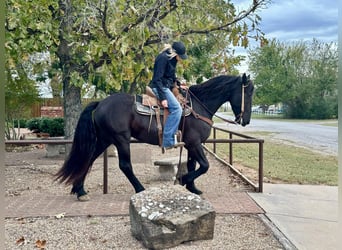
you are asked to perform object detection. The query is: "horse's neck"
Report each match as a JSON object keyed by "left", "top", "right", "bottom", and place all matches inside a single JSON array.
[
  {"left": 192, "top": 96, "right": 226, "bottom": 119},
  {"left": 190, "top": 75, "right": 241, "bottom": 117}
]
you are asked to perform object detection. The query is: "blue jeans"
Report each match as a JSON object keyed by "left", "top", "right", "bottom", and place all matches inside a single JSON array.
[{"left": 152, "top": 87, "right": 182, "bottom": 147}]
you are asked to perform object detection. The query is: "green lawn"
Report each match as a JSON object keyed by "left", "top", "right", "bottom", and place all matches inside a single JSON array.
[{"left": 207, "top": 129, "right": 338, "bottom": 186}]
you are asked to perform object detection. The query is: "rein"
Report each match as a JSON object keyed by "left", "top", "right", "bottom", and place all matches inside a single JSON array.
[
  {"left": 186, "top": 88, "right": 238, "bottom": 125},
  {"left": 185, "top": 77, "right": 250, "bottom": 125}
]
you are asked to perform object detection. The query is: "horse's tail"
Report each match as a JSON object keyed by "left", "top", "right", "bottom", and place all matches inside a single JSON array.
[{"left": 55, "top": 101, "right": 99, "bottom": 185}]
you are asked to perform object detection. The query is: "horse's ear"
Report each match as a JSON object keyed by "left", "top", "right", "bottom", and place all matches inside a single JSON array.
[{"left": 242, "top": 73, "right": 247, "bottom": 83}]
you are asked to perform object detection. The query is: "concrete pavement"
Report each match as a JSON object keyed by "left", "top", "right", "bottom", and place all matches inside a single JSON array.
[{"left": 249, "top": 184, "right": 338, "bottom": 250}]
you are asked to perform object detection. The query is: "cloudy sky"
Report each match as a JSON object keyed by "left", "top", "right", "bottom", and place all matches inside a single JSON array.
[{"left": 235, "top": 0, "right": 338, "bottom": 72}]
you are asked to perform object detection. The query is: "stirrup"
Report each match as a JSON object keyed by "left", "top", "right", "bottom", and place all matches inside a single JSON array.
[
  {"left": 161, "top": 131, "right": 184, "bottom": 154},
  {"left": 176, "top": 130, "right": 182, "bottom": 142},
  {"left": 162, "top": 142, "right": 185, "bottom": 153}
]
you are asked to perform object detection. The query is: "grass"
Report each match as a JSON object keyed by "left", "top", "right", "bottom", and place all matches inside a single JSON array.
[{"left": 206, "top": 130, "right": 338, "bottom": 186}]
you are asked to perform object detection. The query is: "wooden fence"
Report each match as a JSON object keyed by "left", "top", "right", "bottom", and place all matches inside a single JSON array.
[
  {"left": 30, "top": 98, "right": 98, "bottom": 117},
  {"left": 31, "top": 98, "right": 63, "bottom": 117}
]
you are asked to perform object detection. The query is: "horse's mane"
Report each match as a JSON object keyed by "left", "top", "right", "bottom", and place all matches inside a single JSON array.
[{"left": 189, "top": 75, "right": 241, "bottom": 100}]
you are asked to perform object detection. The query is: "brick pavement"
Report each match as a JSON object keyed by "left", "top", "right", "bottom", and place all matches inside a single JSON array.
[
  {"left": 5, "top": 143, "right": 264, "bottom": 219},
  {"left": 5, "top": 191, "right": 263, "bottom": 218}
]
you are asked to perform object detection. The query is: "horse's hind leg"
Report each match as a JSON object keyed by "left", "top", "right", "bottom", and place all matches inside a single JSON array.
[
  {"left": 71, "top": 176, "right": 89, "bottom": 201},
  {"left": 72, "top": 141, "right": 110, "bottom": 201},
  {"left": 115, "top": 139, "right": 145, "bottom": 193}
]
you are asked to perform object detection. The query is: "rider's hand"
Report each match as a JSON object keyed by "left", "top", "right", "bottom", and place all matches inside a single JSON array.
[
  {"left": 180, "top": 83, "right": 188, "bottom": 89},
  {"left": 161, "top": 99, "right": 168, "bottom": 108}
]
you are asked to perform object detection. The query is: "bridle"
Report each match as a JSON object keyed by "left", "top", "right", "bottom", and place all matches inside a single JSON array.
[
  {"left": 179, "top": 76, "right": 251, "bottom": 126},
  {"left": 185, "top": 89, "right": 237, "bottom": 126},
  {"left": 235, "top": 79, "right": 250, "bottom": 124},
  {"left": 181, "top": 77, "right": 250, "bottom": 126}
]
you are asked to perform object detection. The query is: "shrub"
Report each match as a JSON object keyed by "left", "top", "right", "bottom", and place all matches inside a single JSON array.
[
  {"left": 13, "top": 119, "right": 27, "bottom": 128},
  {"left": 26, "top": 117, "right": 64, "bottom": 137},
  {"left": 26, "top": 118, "right": 41, "bottom": 132},
  {"left": 41, "top": 117, "right": 64, "bottom": 137}
]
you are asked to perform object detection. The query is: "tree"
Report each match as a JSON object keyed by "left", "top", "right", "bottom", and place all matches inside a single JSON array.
[
  {"left": 248, "top": 39, "right": 338, "bottom": 119},
  {"left": 6, "top": 0, "right": 270, "bottom": 140},
  {"left": 5, "top": 65, "right": 40, "bottom": 139}
]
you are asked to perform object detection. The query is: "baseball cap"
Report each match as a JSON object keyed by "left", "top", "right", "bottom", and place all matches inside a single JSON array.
[{"left": 172, "top": 41, "right": 188, "bottom": 60}]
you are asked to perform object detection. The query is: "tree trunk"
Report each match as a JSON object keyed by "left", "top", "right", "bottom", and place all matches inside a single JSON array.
[
  {"left": 57, "top": 0, "right": 82, "bottom": 154},
  {"left": 63, "top": 78, "right": 82, "bottom": 140}
]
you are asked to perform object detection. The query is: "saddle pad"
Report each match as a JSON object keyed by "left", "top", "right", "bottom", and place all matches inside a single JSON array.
[{"left": 135, "top": 95, "right": 191, "bottom": 116}]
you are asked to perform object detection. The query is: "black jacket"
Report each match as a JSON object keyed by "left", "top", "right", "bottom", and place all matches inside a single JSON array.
[{"left": 149, "top": 50, "right": 178, "bottom": 101}]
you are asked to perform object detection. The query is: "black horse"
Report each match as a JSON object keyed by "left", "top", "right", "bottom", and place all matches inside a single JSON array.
[{"left": 56, "top": 74, "right": 254, "bottom": 200}]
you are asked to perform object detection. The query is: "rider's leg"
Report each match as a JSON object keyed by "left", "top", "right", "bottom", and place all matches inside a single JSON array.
[{"left": 161, "top": 88, "right": 183, "bottom": 148}]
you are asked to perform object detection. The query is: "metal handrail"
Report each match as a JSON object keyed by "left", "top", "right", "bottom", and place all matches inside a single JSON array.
[
  {"left": 5, "top": 128, "right": 264, "bottom": 193},
  {"left": 206, "top": 125, "right": 264, "bottom": 192}
]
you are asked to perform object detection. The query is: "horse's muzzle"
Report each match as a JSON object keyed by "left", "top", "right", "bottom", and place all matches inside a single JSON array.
[
  {"left": 235, "top": 115, "right": 249, "bottom": 127},
  {"left": 241, "top": 121, "right": 249, "bottom": 127}
]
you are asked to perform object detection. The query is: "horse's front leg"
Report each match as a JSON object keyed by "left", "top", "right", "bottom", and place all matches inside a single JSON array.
[
  {"left": 118, "top": 157, "right": 145, "bottom": 193},
  {"left": 116, "top": 141, "right": 145, "bottom": 193},
  {"left": 182, "top": 154, "right": 203, "bottom": 195},
  {"left": 180, "top": 145, "right": 209, "bottom": 195}
]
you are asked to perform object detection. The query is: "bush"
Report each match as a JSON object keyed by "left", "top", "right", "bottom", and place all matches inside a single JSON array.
[
  {"left": 40, "top": 117, "right": 64, "bottom": 137},
  {"left": 26, "top": 118, "right": 41, "bottom": 132},
  {"left": 284, "top": 96, "right": 338, "bottom": 119},
  {"left": 26, "top": 117, "right": 64, "bottom": 137},
  {"left": 13, "top": 119, "right": 27, "bottom": 128}
]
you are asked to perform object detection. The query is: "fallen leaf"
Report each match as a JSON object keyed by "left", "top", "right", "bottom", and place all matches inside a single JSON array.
[
  {"left": 16, "top": 217, "right": 26, "bottom": 224},
  {"left": 89, "top": 236, "right": 97, "bottom": 241},
  {"left": 55, "top": 212, "right": 65, "bottom": 219},
  {"left": 35, "top": 239, "right": 47, "bottom": 249},
  {"left": 16, "top": 236, "right": 26, "bottom": 246}
]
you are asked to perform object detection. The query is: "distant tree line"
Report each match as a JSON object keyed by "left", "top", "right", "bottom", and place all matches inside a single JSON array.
[{"left": 249, "top": 39, "right": 338, "bottom": 119}]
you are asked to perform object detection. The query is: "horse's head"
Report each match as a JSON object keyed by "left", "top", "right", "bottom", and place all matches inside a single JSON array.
[{"left": 231, "top": 73, "right": 254, "bottom": 127}]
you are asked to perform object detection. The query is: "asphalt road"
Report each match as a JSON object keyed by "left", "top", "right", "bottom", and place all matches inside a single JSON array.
[{"left": 215, "top": 114, "right": 338, "bottom": 156}]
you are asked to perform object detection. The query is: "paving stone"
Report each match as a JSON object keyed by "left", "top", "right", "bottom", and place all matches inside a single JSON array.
[{"left": 5, "top": 191, "right": 263, "bottom": 218}]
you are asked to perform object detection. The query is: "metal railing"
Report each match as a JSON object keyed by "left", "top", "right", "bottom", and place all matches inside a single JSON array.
[
  {"left": 205, "top": 125, "right": 264, "bottom": 192},
  {"left": 5, "top": 129, "right": 264, "bottom": 193}
]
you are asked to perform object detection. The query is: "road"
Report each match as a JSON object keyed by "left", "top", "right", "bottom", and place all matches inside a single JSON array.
[{"left": 215, "top": 114, "right": 338, "bottom": 156}]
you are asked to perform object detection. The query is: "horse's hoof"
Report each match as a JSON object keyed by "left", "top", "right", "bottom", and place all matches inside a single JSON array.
[
  {"left": 186, "top": 184, "right": 203, "bottom": 195},
  {"left": 175, "top": 176, "right": 186, "bottom": 186},
  {"left": 77, "top": 194, "right": 90, "bottom": 202}
]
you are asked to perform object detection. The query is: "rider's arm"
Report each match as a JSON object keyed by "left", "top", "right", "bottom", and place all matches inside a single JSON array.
[{"left": 151, "top": 54, "right": 168, "bottom": 101}]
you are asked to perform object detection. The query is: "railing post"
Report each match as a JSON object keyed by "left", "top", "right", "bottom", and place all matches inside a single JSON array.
[
  {"left": 258, "top": 142, "right": 263, "bottom": 192},
  {"left": 103, "top": 148, "right": 108, "bottom": 194},
  {"left": 229, "top": 132, "right": 233, "bottom": 165},
  {"left": 213, "top": 127, "right": 217, "bottom": 154}
]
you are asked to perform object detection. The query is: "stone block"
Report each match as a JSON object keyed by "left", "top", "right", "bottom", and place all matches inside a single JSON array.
[
  {"left": 45, "top": 144, "right": 61, "bottom": 157},
  {"left": 45, "top": 137, "right": 65, "bottom": 157},
  {"left": 130, "top": 185, "right": 216, "bottom": 249},
  {"left": 154, "top": 158, "right": 187, "bottom": 181}
]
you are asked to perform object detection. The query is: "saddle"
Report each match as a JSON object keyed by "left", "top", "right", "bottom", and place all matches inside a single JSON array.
[{"left": 135, "top": 86, "right": 191, "bottom": 146}]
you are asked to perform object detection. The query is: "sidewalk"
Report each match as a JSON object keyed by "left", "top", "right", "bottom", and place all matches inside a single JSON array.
[{"left": 249, "top": 183, "right": 338, "bottom": 250}]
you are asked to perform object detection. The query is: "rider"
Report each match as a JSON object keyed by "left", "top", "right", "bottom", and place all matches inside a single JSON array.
[{"left": 149, "top": 41, "right": 188, "bottom": 150}]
